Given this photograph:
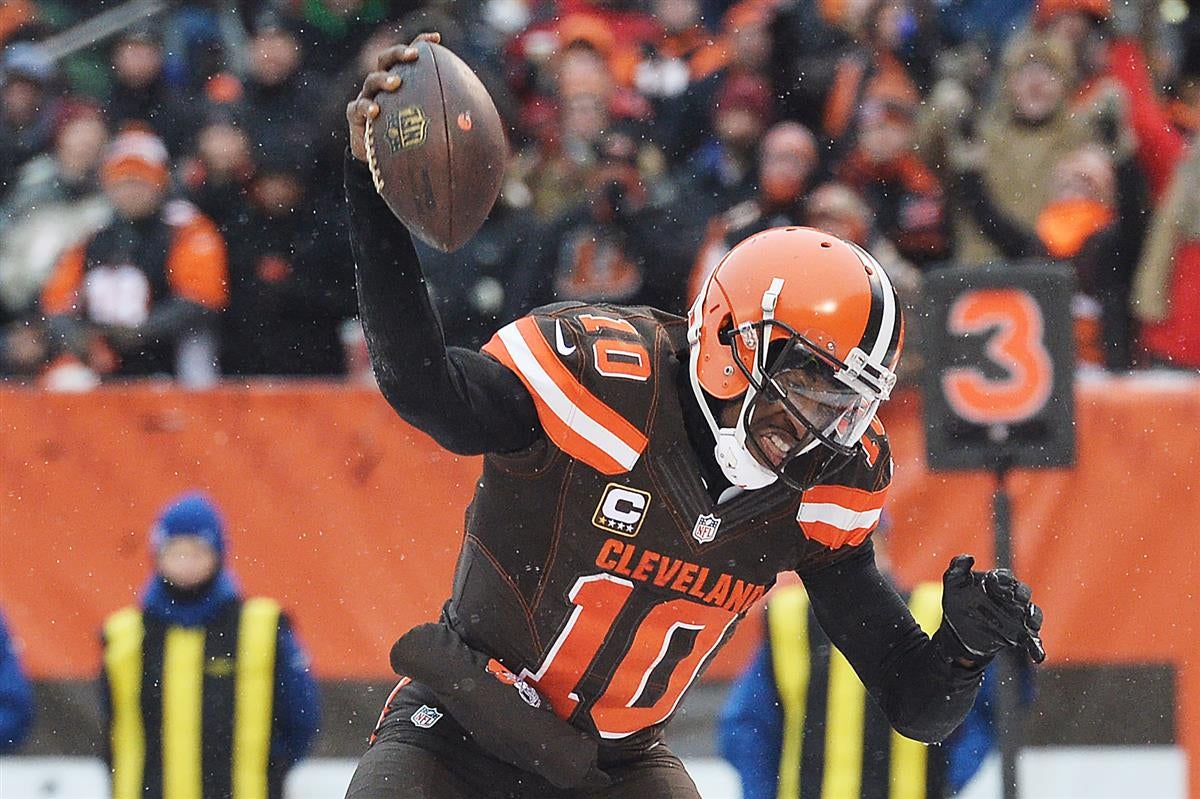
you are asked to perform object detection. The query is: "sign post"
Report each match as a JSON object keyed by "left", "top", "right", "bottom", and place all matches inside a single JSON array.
[{"left": 920, "top": 262, "right": 1077, "bottom": 799}]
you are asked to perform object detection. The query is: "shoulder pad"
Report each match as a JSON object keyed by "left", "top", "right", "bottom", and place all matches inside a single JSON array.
[{"left": 482, "top": 305, "right": 658, "bottom": 475}]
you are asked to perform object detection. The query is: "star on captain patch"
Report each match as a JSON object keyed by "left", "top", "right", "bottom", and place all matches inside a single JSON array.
[{"left": 691, "top": 513, "right": 721, "bottom": 544}]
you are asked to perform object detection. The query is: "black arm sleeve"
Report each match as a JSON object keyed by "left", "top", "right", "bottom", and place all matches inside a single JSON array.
[
  {"left": 956, "top": 170, "right": 1047, "bottom": 260},
  {"left": 798, "top": 541, "right": 987, "bottom": 743},
  {"left": 1112, "top": 154, "right": 1149, "bottom": 278},
  {"left": 344, "top": 152, "right": 541, "bottom": 455}
]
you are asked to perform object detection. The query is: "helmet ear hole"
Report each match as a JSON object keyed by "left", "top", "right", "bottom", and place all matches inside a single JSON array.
[{"left": 716, "top": 314, "right": 736, "bottom": 345}]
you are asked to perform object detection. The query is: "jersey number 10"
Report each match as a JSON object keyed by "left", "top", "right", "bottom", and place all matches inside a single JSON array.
[
  {"left": 581, "top": 314, "right": 652, "bottom": 382},
  {"left": 522, "top": 574, "right": 737, "bottom": 739}
]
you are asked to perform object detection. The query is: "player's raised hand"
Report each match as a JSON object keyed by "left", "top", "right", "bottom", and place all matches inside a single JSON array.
[
  {"left": 940, "top": 554, "right": 1046, "bottom": 664},
  {"left": 346, "top": 32, "right": 441, "bottom": 162}
]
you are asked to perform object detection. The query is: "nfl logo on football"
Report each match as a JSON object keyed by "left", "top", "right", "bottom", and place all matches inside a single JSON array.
[
  {"left": 692, "top": 513, "right": 721, "bottom": 544},
  {"left": 410, "top": 704, "right": 443, "bottom": 729}
]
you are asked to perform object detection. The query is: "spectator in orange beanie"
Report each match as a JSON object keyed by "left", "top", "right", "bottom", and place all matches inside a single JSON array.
[{"left": 40, "top": 129, "right": 228, "bottom": 384}]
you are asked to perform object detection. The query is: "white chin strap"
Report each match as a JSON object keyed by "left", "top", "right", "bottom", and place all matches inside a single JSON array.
[
  {"left": 709, "top": 387, "right": 822, "bottom": 491},
  {"left": 713, "top": 417, "right": 779, "bottom": 490}
]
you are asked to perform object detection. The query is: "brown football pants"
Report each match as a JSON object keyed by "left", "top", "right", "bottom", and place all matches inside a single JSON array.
[{"left": 343, "top": 681, "right": 702, "bottom": 799}]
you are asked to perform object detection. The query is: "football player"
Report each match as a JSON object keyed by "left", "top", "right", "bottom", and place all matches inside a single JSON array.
[{"left": 342, "top": 34, "right": 1045, "bottom": 799}]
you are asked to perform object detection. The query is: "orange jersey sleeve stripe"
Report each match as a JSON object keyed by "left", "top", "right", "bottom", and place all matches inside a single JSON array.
[
  {"left": 796, "top": 484, "right": 888, "bottom": 549},
  {"left": 482, "top": 317, "right": 648, "bottom": 474},
  {"left": 483, "top": 332, "right": 635, "bottom": 474}
]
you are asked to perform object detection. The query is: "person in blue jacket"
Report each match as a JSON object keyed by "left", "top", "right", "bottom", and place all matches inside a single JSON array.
[
  {"left": 99, "top": 492, "right": 320, "bottom": 798},
  {"left": 719, "top": 520, "right": 1004, "bottom": 799},
  {"left": 0, "top": 610, "right": 35, "bottom": 752}
]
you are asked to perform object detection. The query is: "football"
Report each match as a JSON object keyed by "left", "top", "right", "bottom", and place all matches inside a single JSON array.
[{"left": 364, "top": 41, "right": 508, "bottom": 252}]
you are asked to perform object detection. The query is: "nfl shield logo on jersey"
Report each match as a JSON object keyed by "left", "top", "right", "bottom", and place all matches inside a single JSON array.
[
  {"left": 410, "top": 704, "right": 443, "bottom": 729},
  {"left": 692, "top": 513, "right": 721, "bottom": 544},
  {"left": 515, "top": 680, "right": 542, "bottom": 708}
]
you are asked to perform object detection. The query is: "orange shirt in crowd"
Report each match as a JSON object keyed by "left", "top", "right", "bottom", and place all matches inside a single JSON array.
[{"left": 41, "top": 204, "right": 228, "bottom": 319}]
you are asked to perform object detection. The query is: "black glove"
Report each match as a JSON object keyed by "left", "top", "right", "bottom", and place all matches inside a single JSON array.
[{"left": 940, "top": 554, "right": 1046, "bottom": 664}]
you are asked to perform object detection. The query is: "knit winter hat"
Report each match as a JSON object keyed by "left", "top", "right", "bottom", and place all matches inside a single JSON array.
[
  {"left": 151, "top": 492, "right": 225, "bottom": 559},
  {"left": 102, "top": 128, "right": 170, "bottom": 188}
]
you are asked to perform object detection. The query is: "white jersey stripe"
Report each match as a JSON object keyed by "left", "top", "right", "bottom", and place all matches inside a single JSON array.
[
  {"left": 496, "top": 323, "right": 642, "bottom": 471},
  {"left": 796, "top": 502, "right": 883, "bottom": 533}
]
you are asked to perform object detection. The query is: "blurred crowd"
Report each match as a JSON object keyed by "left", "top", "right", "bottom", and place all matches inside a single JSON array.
[{"left": 1, "top": 0, "right": 1198, "bottom": 388}]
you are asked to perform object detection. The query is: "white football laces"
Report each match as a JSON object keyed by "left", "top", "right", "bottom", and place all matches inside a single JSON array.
[{"left": 364, "top": 114, "right": 386, "bottom": 195}]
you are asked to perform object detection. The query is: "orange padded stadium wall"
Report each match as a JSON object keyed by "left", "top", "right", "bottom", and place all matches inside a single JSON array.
[{"left": 1, "top": 380, "right": 1197, "bottom": 794}]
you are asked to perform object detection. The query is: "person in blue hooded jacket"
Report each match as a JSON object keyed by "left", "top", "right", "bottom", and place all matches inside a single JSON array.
[
  {"left": 98, "top": 492, "right": 320, "bottom": 799},
  {"left": 718, "top": 519, "right": 1007, "bottom": 799},
  {"left": 0, "top": 610, "right": 35, "bottom": 752}
]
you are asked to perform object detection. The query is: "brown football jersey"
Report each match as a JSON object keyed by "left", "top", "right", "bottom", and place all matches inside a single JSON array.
[{"left": 446, "top": 302, "right": 892, "bottom": 748}]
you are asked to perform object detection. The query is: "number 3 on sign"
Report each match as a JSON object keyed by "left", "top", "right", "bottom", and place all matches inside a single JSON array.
[{"left": 942, "top": 289, "right": 1054, "bottom": 425}]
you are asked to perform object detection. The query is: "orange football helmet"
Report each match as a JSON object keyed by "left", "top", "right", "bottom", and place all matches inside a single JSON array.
[{"left": 686, "top": 226, "right": 904, "bottom": 489}]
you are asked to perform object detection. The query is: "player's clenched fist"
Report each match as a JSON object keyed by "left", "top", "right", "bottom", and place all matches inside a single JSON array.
[
  {"left": 940, "top": 554, "right": 1046, "bottom": 663},
  {"left": 346, "top": 31, "right": 441, "bottom": 163}
]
